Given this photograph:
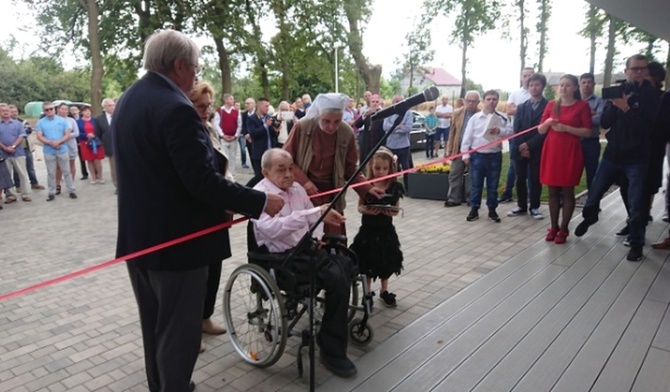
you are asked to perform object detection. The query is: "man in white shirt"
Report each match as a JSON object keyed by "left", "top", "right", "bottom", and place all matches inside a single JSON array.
[
  {"left": 252, "top": 148, "right": 357, "bottom": 378},
  {"left": 500, "top": 67, "right": 534, "bottom": 203},
  {"left": 434, "top": 96, "right": 453, "bottom": 155},
  {"left": 213, "top": 93, "right": 242, "bottom": 176},
  {"left": 461, "top": 90, "right": 513, "bottom": 223}
]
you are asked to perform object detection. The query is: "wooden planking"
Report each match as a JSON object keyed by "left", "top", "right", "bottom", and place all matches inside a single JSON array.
[
  {"left": 631, "top": 347, "right": 670, "bottom": 392},
  {"left": 550, "top": 255, "right": 666, "bottom": 391},
  {"left": 398, "top": 210, "right": 632, "bottom": 392},
  {"left": 446, "top": 237, "right": 635, "bottom": 392},
  {"left": 590, "top": 299, "right": 667, "bottom": 392},
  {"left": 652, "top": 307, "right": 670, "bottom": 352},
  {"left": 646, "top": 250, "right": 670, "bottom": 304},
  {"left": 319, "top": 192, "right": 628, "bottom": 392}
]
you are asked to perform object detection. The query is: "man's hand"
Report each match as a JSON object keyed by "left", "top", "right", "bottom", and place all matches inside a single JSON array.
[
  {"left": 265, "top": 117, "right": 274, "bottom": 127},
  {"left": 303, "top": 181, "right": 319, "bottom": 195},
  {"left": 320, "top": 205, "right": 346, "bottom": 226},
  {"left": 263, "top": 193, "right": 285, "bottom": 216},
  {"left": 520, "top": 149, "right": 530, "bottom": 158},
  {"left": 505, "top": 102, "right": 516, "bottom": 116},
  {"left": 611, "top": 94, "right": 630, "bottom": 112},
  {"left": 87, "top": 133, "right": 95, "bottom": 140},
  {"left": 222, "top": 135, "right": 236, "bottom": 142},
  {"left": 489, "top": 127, "right": 501, "bottom": 135},
  {"left": 518, "top": 142, "right": 529, "bottom": 152},
  {"left": 245, "top": 134, "right": 252, "bottom": 142},
  {"left": 367, "top": 187, "right": 385, "bottom": 200},
  {"left": 463, "top": 157, "right": 470, "bottom": 165}
]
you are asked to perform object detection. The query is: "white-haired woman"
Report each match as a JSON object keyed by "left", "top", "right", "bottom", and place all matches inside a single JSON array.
[{"left": 283, "top": 93, "right": 384, "bottom": 235}]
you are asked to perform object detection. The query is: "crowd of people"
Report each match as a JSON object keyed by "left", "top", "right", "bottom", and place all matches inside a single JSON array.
[{"left": 3, "top": 27, "right": 669, "bottom": 390}]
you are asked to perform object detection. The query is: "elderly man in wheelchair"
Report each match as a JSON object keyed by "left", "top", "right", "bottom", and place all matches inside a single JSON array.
[{"left": 224, "top": 148, "right": 366, "bottom": 378}]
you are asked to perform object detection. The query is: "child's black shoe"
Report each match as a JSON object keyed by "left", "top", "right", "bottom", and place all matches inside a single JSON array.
[{"left": 379, "top": 291, "right": 397, "bottom": 307}]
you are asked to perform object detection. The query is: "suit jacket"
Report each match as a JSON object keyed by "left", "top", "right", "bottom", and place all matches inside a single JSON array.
[
  {"left": 95, "top": 113, "right": 113, "bottom": 157},
  {"left": 446, "top": 107, "right": 480, "bottom": 157},
  {"left": 247, "top": 112, "right": 278, "bottom": 160},
  {"left": 113, "top": 71, "right": 266, "bottom": 271},
  {"left": 510, "top": 98, "right": 548, "bottom": 161}
]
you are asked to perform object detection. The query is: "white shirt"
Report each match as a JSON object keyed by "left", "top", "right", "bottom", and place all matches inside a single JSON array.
[
  {"left": 435, "top": 104, "right": 454, "bottom": 128},
  {"left": 460, "top": 111, "right": 513, "bottom": 159},
  {"left": 212, "top": 106, "right": 242, "bottom": 138},
  {"left": 252, "top": 178, "right": 324, "bottom": 253},
  {"left": 508, "top": 88, "right": 531, "bottom": 107}
]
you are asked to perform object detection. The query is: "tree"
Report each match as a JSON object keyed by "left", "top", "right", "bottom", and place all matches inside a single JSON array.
[
  {"left": 423, "top": 0, "right": 502, "bottom": 97},
  {"left": 398, "top": 21, "right": 435, "bottom": 96},
  {"left": 535, "top": 0, "right": 551, "bottom": 72},
  {"left": 516, "top": 0, "right": 529, "bottom": 72},
  {"left": 579, "top": 5, "right": 605, "bottom": 74},
  {"left": 343, "top": 0, "right": 382, "bottom": 93}
]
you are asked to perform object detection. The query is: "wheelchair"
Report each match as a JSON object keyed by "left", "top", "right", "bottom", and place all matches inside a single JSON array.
[{"left": 221, "top": 223, "right": 375, "bottom": 377}]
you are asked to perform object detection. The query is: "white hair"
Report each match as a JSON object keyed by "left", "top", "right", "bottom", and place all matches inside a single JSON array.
[
  {"left": 261, "top": 148, "right": 292, "bottom": 170},
  {"left": 143, "top": 29, "right": 200, "bottom": 74},
  {"left": 465, "top": 90, "right": 481, "bottom": 101},
  {"left": 101, "top": 98, "right": 115, "bottom": 106}
]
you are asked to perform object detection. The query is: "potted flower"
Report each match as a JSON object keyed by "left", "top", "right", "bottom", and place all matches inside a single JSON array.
[{"left": 407, "top": 163, "right": 450, "bottom": 200}]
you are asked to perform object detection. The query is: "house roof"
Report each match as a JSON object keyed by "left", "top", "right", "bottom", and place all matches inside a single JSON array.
[{"left": 418, "top": 67, "right": 461, "bottom": 86}]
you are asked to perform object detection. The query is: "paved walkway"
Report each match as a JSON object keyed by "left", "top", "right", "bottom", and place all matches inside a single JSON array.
[{"left": 0, "top": 148, "right": 630, "bottom": 391}]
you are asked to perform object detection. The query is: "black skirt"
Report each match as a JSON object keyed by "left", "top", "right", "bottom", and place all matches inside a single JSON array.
[{"left": 350, "top": 223, "right": 403, "bottom": 280}]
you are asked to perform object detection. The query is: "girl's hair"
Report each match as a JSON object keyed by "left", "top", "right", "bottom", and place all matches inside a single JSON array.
[
  {"left": 552, "top": 74, "right": 581, "bottom": 117},
  {"left": 367, "top": 146, "right": 398, "bottom": 179}
]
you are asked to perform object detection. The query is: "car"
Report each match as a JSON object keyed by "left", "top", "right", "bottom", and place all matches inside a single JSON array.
[{"left": 409, "top": 110, "right": 427, "bottom": 151}]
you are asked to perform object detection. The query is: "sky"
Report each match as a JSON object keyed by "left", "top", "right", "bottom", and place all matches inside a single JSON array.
[{"left": 0, "top": 0, "right": 666, "bottom": 93}]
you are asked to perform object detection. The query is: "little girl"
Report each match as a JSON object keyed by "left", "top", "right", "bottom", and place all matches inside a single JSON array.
[{"left": 350, "top": 147, "right": 404, "bottom": 307}]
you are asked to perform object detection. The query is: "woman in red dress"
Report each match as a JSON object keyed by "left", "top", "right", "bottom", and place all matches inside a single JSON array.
[
  {"left": 76, "top": 106, "right": 106, "bottom": 184},
  {"left": 538, "top": 74, "right": 592, "bottom": 244}
]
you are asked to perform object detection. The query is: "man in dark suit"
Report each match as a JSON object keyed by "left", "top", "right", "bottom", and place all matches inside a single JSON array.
[
  {"left": 246, "top": 97, "right": 278, "bottom": 187},
  {"left": 96, "top": 98, "right": 116, "bottom": 191},
  {"left": 113, "top": 29, "right": 284, "bottom": 392},
  {"left": 507, "top": 73, "right": 549, "bottom": 219}
]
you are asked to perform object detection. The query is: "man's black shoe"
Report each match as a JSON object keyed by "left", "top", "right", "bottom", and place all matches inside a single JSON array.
[
  {"left": 46, "top": 194, "right": 55, "bottom": 202},
  {"left": 466, "top": 208, "right": 479, "bottom": 221},
  {"left": 189, "top": 381, "right": 195, "bottom": 391},
  {"left": 488, "top": 209, "right": 501, "bottom": 223},
  {"left": 444, "top": 200, "right": 461, "bottom": 207},
  {"left": 627, "top": 246, "right": 643, "bottom": 262},
  {"left": 615, "top": 226, "right": 629, "bottom": 237},
  {"left": 80, "top": 175, "right": 88, "bottom": 180},
  {"left": 319, "top": 351, "right": 357, "bottom": 378},
  {"left": 575, "top": 217, "right": 597, "bottom": 237}
]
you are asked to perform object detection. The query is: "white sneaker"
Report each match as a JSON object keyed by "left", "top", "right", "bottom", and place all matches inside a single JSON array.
[
  {"left": 507, "top": 207, "right": 527, "bottom": 217},
  {"left": 530, "top": 208, "right": 544, "bottom": 220}
]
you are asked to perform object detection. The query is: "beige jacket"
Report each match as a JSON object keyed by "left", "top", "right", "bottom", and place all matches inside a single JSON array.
[{"left": 445, "top": 107, "right": 480, "bottom": 158}]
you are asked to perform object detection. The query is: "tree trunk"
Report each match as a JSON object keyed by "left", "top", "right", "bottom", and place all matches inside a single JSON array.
[
  {"left": 518, "top": 0, "right": 526, "bottom": 72},
  {"left": 588, "top": 4, "right": 597, "bottom": 74},
  {"left": 343, "top": 2, "right": 381, "bottom": 93},
  {"left": 603, "top": 15, "right": 617, "bottom": 87},
  {"left": 83, "top": 0, "right": 103, "bottom": 114},
  {"left": 537, "top": 0, "right": 549, "bottom": 72},
  {"left": 460, "top": 16, "right": 469, "bottom": 98},
  {"left": 213, "top": 37, "right": 232, "bottom": 97}
]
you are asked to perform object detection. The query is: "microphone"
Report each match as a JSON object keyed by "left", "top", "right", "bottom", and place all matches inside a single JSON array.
[{"left": 371, "top": 86, "right": 440, "bottom": 121}]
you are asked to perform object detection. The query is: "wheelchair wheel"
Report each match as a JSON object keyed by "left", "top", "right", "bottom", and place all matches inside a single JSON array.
[
  {"left": 223, "top": 264, "right": 287, "bottom": 368},
  {"left": 348, "top": 317, "right": 374, "bottom": 346}
]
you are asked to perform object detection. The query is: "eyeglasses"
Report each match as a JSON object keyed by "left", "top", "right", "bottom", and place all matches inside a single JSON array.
[
  {"left": 628, "top": 66, "right": 648, "bottom": 73},
  {"left": 195, "top": 103, "right": 212, "bottom": 111},
  {"left": 44, "top": 108, "right": 54, "bottom": 112},
  {"left": 465, "top": 100, "right": 479, "bottom": 104}
]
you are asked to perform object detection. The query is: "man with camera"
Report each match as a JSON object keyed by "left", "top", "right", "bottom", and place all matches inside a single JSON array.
[
  {"left": 246, "top": 98, "right": 279, "bottom": 187},
  {"left": 575, "top": 54, "right": 662, "bottom": 262}
]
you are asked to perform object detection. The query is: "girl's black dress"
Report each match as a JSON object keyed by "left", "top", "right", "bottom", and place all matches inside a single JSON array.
[{"left": 349, "top": 181, "right": 404, "bottom": 280}]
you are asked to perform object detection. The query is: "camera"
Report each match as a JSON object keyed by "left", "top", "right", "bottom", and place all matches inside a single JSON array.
[
  {"left": 268, "top": 113, "right": 282, "bottom": 128},
  {"left": 601, "top": 79, "right": 652, "bottom": 100}
]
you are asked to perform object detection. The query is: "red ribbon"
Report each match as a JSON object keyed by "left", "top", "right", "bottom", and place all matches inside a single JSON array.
[{"left": 0, "top": 122, "right": 537, "bottom": 302}]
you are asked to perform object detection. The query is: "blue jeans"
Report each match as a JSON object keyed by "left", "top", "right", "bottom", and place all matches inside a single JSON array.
[
  {"left": 581, "top": 137, "right": 601, "bottom": 192},
  {"left": 582, "top": 158, "right": 648, "bottom": 247},
  {"left": 238, "top": 137, "right": 247, "bottom": 166},
  {"left": 469, "top": 152, "right": 502, "bottom": 210}
]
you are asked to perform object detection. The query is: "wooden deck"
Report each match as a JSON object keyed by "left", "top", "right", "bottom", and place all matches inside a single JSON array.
[{"left": 321, "top": 192, "right": 670, "bottom": 392}]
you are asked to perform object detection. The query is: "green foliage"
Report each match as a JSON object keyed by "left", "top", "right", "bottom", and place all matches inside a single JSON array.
[{"left": 543, "top": 83, "right": 556, "bottom": 100}]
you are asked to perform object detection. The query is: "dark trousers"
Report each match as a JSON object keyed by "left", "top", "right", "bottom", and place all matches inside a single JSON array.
[
  {"left": 316, "top": 254, "right": 353, "bottom": 358},
  {"left": 425, "top": 134, "right": 435, "bottom": 157},
  {"left": 246, "top": 158, "right": 263, "bottom": 188},
  {"left": 127, "top": 263, "right": 207, "bottom": 392},
  {"left": 203, "top": 261, "right": 222, "bottom": 319},
  {"left": 582, "top": 158, "right": 648, "bottom": 247},
  {"left": 581, "top": 137, "right": 601, "bottom": 191},
  {"left": 469, "top": 152, "right": 502, "bottom": 210},
  {"left": 500, "top": 154, "right": 516, "bottom": 200},
  {"left": 78, "top": 144, "right": 88, "bottom": 177},
  {"left": 514, "top": 156, "right": 541, "bottom": 210},
  {"left": 238, "top": 137, "right": 247, "bottom": 166},
  {"left": 13, "top": 147, "right": 39, "bottom": 187},
  {"left": 390, "top": 146, "right": 412, "bottom": 191}
]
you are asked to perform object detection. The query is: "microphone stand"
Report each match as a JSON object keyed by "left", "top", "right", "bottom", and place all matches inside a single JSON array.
[{"left": 281, "top": 110, "right": 406, "bottom": 391}]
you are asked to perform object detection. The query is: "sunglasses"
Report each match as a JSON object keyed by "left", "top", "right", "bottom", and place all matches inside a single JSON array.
[{"left": 44, "top": 108, "right": 54, "bottom": 111}]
